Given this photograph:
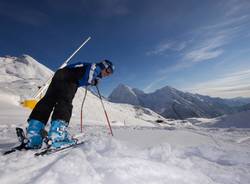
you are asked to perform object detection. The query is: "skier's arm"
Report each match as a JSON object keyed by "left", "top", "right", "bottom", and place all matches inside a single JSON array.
[
  {"left": 66, "top": 62, "right": 86, "bottom": 68},
  {"left": 87, "top": 64, "right": 101, "bottom": 86}
]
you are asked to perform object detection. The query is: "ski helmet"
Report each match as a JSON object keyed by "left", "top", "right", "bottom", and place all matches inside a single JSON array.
[{"left": 99, "top": 59, "right": 115, "bottom": 73}]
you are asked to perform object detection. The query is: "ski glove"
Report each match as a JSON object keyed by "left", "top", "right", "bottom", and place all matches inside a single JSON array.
[{"left": 91, "top": 79, "right": 99, "bottom": 86}]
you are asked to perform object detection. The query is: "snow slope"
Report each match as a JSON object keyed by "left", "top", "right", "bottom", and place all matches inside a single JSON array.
[
  {"left": 0, "top": 103, "right": 250, "bottom": 184},
  {"left": 188, "top": 110, "right": 250, "bottom": 128},
  {"left": 212, "top": 110, "right": 250, "bottom": 128},
  {"left": 0, "top": 55, "right": 53, "bottom": 100},
  {"left": 0, "top": 55, "right": 250, "bottom": 184}
]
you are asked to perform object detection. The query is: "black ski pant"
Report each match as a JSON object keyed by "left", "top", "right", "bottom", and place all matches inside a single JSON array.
[{"left": 28, "top": 67, "right": 85, "bottom": 125}]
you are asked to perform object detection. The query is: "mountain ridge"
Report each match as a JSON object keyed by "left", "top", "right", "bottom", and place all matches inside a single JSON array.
[{"left": 109, "top": 84, "right": 250, "bottom": 119}]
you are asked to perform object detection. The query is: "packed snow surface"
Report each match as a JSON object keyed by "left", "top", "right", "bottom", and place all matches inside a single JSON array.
[
  {"left": 0, "top": 55, "right": 250, "bottom": 184},
  {"left": 188, "top": 111, "right": 250, "bottom": 128},
  {"left": 0, "top": 103, "right": 250, "bottom": 184}
]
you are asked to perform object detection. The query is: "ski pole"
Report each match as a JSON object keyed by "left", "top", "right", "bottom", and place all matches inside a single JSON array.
[
  {"left": 33, "top": 36, "right": 91, "bottom": 99},
  {"left": 80, "top": 87, "right": 88, "bottom": 133},
  {"left": 96, "top": 85, "right": 114, "bottom": 136}
]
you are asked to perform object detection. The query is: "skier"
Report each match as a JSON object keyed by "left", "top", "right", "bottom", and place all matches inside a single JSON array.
[{"left": 25, "top": 60, "right": 114, "bottom": 149}]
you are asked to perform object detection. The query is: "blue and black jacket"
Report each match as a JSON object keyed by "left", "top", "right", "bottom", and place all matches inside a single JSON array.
[{"left": 65, "top": 62, "right": 102, "bottom": 87}]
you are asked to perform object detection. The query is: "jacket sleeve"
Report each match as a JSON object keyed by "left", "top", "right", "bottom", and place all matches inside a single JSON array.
[
  {"left": 86, "top": 64, "right": 101, "bottom": 86},
  {"left": 66, "top": 62, "right": 85, "bottom": 69}
]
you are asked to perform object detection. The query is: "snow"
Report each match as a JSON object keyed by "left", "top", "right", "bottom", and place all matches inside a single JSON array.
[
  {"left": 210, "top": 111, "right": 250, "bottom": 128},
  {"left": 0, "top": 55, "right": 53, "bottom": 100},
  {"left": 71, "top": 90, "right": 164, "bottom": 127},
  {"left": 0, "top": 55, "right": 250, "bottom": 184},
  {"left": 1, "top": 102, "right": 250, "bottom": 184},
  {"left": 188, "top": 110, "right": 250, "bottom": 128}
]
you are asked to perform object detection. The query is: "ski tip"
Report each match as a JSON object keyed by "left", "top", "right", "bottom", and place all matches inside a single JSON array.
[
  {"left": 34, "top": 141, "right": 85, "bottom": 156},
  {"left": 3, "top": 149, "right": 16, "bottom": 155},
  {"left": 34, "top": 152, "right": 41, "bottom": 157}
]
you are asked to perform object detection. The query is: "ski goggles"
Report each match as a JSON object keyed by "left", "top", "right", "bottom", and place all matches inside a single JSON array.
[{"left": 106, "top": 66, "right": 114, "bottom": 74}]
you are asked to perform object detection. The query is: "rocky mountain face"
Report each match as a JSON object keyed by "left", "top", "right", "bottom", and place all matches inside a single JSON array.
[
  {"left": 109, "top": 84, "right": 250, "bottom": 119},
  {"left": 108, "top": 84, "right": 141, "bottom": 106}
]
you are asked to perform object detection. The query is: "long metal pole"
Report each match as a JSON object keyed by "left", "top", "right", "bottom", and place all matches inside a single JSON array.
[
  {"left": 96, "top": 86, "right": 114, "bottom": 136},
  {"left": 59, "top": 36, "right": 91, "bottom": 69},
  {"left": 33, "top": 36, "right": 91, "bottom": 99}
]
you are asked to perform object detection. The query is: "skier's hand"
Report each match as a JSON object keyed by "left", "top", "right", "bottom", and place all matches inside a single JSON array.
[{"left": 92, "top": 79, "right": 99, "bottom": 86}]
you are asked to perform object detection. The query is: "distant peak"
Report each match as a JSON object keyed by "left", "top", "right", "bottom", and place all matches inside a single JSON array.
[
  {"left": 21, "top": 54, "right": 32, "bottom": 59},
  {"left": 155, "top": 85, "right": 178, "bottom": 93},
  {"left": 21, "top": 54, "right": 37, "bottom": 61},
  {"left": 117, "top": 83, "right": 129, "bottom": 88},
  {"left": 132, "top": 88, "right": 145, "bottom": 95},
  {"left": 114, "top": 84, "right": 136, "bottom": 95}
]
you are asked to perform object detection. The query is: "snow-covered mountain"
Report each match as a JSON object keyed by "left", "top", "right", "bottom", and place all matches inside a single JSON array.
[
  {"left": 109, "top": 84, "right": 250, "bottom": 119},
  {"left": 108, "top": 84, "right": 141, "bottom": 105},
  {"left": 0, "top": 55, "right": 53, "bottom": 103},
  {"left": 0, "top": 55, "right": 166, "bottom": 126}
]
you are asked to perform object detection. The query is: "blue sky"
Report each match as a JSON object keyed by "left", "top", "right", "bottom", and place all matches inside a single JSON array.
[{"left": 0, "top": 0, "right": 250, "bottom": 98}]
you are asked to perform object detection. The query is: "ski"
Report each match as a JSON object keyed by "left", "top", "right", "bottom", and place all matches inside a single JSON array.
[
  {"left": 3, "top": 127, "right": 85, "bottom": 156},
  {"left": 3, "top": 143, "right": 26, "bottom": 155},
  {"left": 3, "top": 127, "right": 28, "bottom": 155},
  {"left": 34, "top": 140, "right": 85, "bottom": 156}
]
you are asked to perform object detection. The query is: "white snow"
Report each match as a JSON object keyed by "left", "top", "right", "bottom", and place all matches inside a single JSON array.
[
  {"left": 0, "top": 55, "right": 250, "bottom": 184},
  {"left": 0, "top": 55, "right": 53, "bottom": 100},
  {"left": 188, "top": 110, "right": 250, "bottom": 128},
  {"left": 1, "top": 104, "right": 250, "bottom": 184}
]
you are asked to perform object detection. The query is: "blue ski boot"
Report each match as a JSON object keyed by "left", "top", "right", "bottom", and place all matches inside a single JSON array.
[
  {"left": 48, "top": 120, "right": 76, "bottom": 149},
  {"left": 25, "top": 119, "right": 45, "bottom": 149}
]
